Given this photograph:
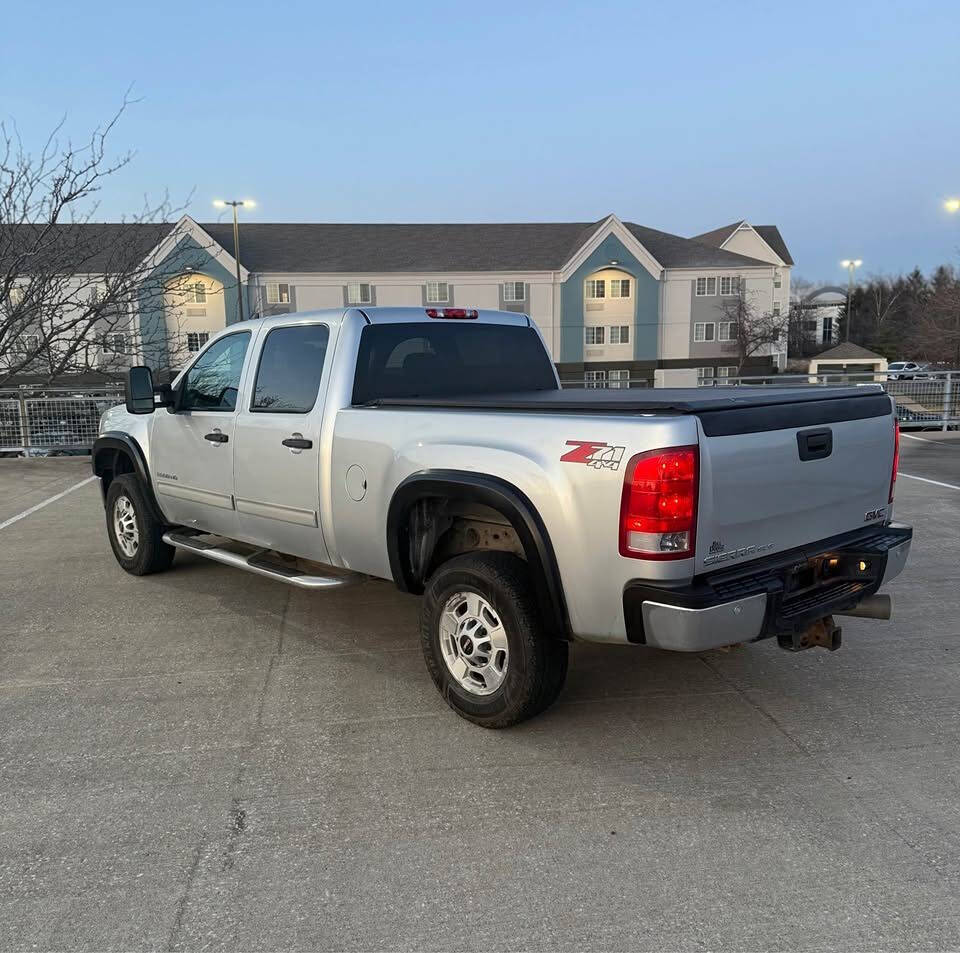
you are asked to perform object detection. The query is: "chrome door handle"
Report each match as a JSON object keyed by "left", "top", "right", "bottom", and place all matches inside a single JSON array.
[{"left": 204, "top": 430, "right": 228, "bottom": 444}]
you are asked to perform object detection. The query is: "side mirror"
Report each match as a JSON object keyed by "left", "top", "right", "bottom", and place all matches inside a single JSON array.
[{"left": 125, "top": 365, "right": 156, "bottom": 415}]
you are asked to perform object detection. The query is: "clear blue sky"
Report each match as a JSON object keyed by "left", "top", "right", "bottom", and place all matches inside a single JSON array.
[{"left": 3, "top": 0, "right": 958, "bottom": 281}]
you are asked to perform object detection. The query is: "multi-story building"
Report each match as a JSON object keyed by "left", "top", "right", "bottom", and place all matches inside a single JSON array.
[
  {"left": 2, "top": 214, "right": 793, "bottom": 385},
  {"left": 791, "top": 285, "right": 845, "bottom": 348}
]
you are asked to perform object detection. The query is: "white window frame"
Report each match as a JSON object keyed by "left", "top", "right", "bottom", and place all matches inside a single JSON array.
[
  {"left": 695, "top": 276, "right": 717, "bottom": 296},
  {"left": 191, "top": 281, "right": 207, "bottom": 304},
  {"left": 266, "top": 282, "right": 291, "bottom": 305},
  {"left": 697, "top": 366, "right": 716, "bottom": 385},
  {"left": 584, "top": 326, "right": 605, "bottom": 345},
  {"left": 717, "top": 366, "right": 736, "bottom": 378},
  {"left": 585, "top": 279, "right": 605, "bottom": 299},
  {"left": 102, "top": 333, "right": 127, "bottom": 354},
  {"left": 609, "top": 325, "right": 630, "bottom": 345},
  {"left": 694, "top": 322, "right": 716, "bottom": 343},
  {"left": 719, "top": 276, "right": 740, "bottom": 296},
  {"left": 346, "top": 282, "right": 371, "bottom": 305},
  {"left": 718, "top": 321, "right": 737, "bottom": 342},
  {"left": 774, "top": 271, "right": 782, "bottom": 289},
  {"left": 186, "top": 331, "right": 210, "bottom": 353},
  {"left": 608, "top": 369, "right": 630, "bottom": 389},
  {"left": 609, "top": 278, "right": 631, "bottom": 298},
  {"left": 19, "top": 333, "right": 39, "bottom": 353},
  {"left": 584, "top": 369, "right": 607, "bottom": 389},
  {"left": 772, "top": 302, "right": 781, "bottom": 317},
  {"left": 425, "top": 281, "right": 449, "bottom": 304},
  {"left": 502, "top": 281, "right": 525, "bottom": 302}
]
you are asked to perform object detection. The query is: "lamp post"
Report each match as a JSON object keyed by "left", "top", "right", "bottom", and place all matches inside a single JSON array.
[
  {"left": 213, "top": 199, "right": 255, "bottom": 321},
  {"left": 840, "top": 258, "right": 862, "bottom": 342}
]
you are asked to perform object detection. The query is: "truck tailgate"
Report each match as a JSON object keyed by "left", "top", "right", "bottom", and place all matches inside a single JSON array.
[{"left": 695, "top": 392, "right": 896, "bottom": 572}]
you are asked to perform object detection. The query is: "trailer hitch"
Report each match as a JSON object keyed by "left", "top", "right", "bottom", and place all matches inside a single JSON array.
[{"left": 777, "top": 615, "right": 842, "bottom": 653}]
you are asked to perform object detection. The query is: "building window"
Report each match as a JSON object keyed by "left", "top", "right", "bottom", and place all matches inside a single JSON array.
[
  {"left": 608, "top": 369, "right": 630, "bottom": 389},
  {"left": 609, "top": 325, "right": 630, "bottom": 345},
  {"left": 584, "top": 369, "right": 607, "bottom": 389},
  {"left": 772, "top": 302, "right": 781, "bottom": 317},
  {"left": 426, "top": 281, "right": 449, "bottom": 303},
  {"left": 697, "top": 367, "right": 715, "bottom": 385},
  {"left": 503, "top": 281, "right": 525, "bottom": 302},
  {"left": 585, "top": 279, "right": 605, "bottom": 299},
  {"left": 823, "top": 318, "right": 834, "bottom": 344},
  {"left": 102, "top": 333, "right": 126, "bottom": 354},
  {"left": 610, "top": 278, "right": 631, "bottom": 298},
  {"left": 584, "top": 326, "right": 605, "bottom": 345},
  {"left": 8, "top": 287, "right": 25, "bottom": 308},
  {"left": 190, "top": 281, "right": 206, "bottom": 304},
  {"left": 346, "top": 282, "right": 371, "bottom": 305},
  {"left": 774, "top": 271, "right": 782, "bottom": 289},
  {"left": 266, "top": 282, "right": 291, "bottom": 305},
  {"left": 18, "top": 333, "right": 39, "bottom": 353},
  {"left": 719, "top": 276, "right": 740, "bottom": 296},
  {"left": 717, "top": 366, "right": 736, "bottom": 379},
  {"left": 718, "top": 321, "right": 737, "bottom": 342},
  {"left": 694, "top": 322, "right": 716, "bottom": 343},
  {"left": 695, "top": 277, "right": 717, "bottom": 296},
  {"left": 187, "top": 331, "right": 210, "bottom": 353}
]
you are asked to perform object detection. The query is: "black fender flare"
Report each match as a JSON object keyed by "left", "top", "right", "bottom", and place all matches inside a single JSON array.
[
  {"left": 386, "top": 470, "right": 570, "bottom": 638},
  {"left": 91, "top": 432, "right": 167, "bottom": 524}
]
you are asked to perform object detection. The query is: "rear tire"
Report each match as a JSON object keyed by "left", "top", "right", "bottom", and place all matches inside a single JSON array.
[
  {"left": 104, "top": 473, "right": 175, "bottom": 576},
  {"left": 420, "top": 552, "right": 568, "bottom": 728}
]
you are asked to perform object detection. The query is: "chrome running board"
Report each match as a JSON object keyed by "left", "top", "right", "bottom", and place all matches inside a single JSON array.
[{"left": 162, "top": 530, "right": 359, "bottom": 590}]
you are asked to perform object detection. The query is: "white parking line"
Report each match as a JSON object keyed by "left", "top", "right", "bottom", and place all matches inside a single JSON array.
[
  {"left": 901, "top": 433, "right": 956, "bottom": 446},
  {"left": 899, "top": 472, "right": 960, "bottom": 492},
  {"left": 0, "top": 475, "right": 97, "bottom": 531}
]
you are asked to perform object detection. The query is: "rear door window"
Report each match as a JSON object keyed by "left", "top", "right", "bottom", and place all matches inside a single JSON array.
[{"left": 251, "top": 324, "right": 330, "bottom": 413}]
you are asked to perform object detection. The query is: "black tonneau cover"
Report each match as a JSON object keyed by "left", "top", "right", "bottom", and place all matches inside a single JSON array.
[{"left": 362, "top": 385, "right": 886, "bottom": 415}]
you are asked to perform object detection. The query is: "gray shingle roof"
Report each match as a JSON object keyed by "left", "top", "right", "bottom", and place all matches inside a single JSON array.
[
  {"left": 3, "top": 218, "right": 783, "bottom": 275},
  {"left": 815, "top": 342, "right": 885, "bottom": 361},
  {"left": 196, "top": 219, "right": 771, "bottom": 273},
  {"left": 752, "top": 225, "right": 794, "bottom": 265},
  {"left": 690, "top": 221, "right": 794, "bottom": 266}
]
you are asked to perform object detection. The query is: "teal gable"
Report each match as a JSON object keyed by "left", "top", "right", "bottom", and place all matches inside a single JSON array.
[
  {"left": 559, "top": 234, "right": 660, "bottom": 363},
  {"left": 136, "top": 234, "right": 243, "bottom": 370}
]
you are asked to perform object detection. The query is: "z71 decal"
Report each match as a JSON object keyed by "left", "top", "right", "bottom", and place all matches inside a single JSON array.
[{"left": 560, "top": 440, "right": 626, "bottom": 470}]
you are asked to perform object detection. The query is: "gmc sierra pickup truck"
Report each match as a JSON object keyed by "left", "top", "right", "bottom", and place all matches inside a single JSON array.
[{"left": 93, "top": 307, "right": 912, "bottom": 727}]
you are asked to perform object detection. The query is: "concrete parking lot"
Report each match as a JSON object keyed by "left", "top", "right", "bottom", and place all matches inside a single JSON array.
[{"left": 1, "top": 437, "right": 959, "bottom": 951}]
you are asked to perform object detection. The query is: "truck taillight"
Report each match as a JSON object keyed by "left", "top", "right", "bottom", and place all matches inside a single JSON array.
[
  {"left": 889, "top": 418, "right": 900, "bottom": 503},
  {"left": 619, "top": 446, "right": 699, "bottom": 560}
]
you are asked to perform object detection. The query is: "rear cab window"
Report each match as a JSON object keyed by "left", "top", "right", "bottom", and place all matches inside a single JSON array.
[
  {"left": 251, "top": 324, "right": 330, "bottom": 413},
  {"left": 351, "top": 322, "right": 557, "bottom": 404}
]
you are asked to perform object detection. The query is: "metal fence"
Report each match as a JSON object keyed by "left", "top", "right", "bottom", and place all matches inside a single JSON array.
[
  {"left": 560, "top": 370, "right": 959, "bottom": 430},
  {"left": 0, "top": 387, "right": 124, "bottom": 455},
  {"left": 0, "top": 371, "right": 956, "bottom": 454}
]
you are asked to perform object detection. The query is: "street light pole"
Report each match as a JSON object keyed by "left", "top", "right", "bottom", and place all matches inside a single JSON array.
[
  {"left": 213, "top": 199, "right": 255, "bottom": 322},
  {"left": 840, "top": 258, "right": 862, "bottom": 342}
]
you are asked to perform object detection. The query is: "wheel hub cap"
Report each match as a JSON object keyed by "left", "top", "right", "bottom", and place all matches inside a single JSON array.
[
  {"left": 439, "top": 591, "right": 509, "bottom": 696},
  {"left": 113, "top": 495, "right": 139, "bottom": 558}
]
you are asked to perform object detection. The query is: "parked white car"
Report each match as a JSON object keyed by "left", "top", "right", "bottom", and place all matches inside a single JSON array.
[{"left": 888, "top": 361, "right": 927, "bottom": 380}]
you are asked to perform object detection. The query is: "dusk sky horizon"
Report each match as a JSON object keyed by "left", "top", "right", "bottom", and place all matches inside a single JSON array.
[{"left": 3, "top": 0, "right": 958, "bottom": 284}]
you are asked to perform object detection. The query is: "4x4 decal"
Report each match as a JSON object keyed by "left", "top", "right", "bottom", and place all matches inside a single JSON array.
[{"left": 560, "top": 440, "right": 625, "bottom": 470}]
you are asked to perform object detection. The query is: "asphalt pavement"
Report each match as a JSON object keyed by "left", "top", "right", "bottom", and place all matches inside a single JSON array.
[{"left": 0, "top": 440, "right": 958, "bottom": 951}]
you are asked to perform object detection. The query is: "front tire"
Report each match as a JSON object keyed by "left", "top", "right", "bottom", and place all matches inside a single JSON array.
[
  {"left": 104, "top": 473, "right": 175, "bottom": 576},
  {"left": 420, "top": 552, "right": 568, "bottom": 728}
]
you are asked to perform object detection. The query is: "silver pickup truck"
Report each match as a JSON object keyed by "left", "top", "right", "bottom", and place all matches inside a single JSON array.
[{"left": 93, "top": 307, "right": 912, "bottom": 727}]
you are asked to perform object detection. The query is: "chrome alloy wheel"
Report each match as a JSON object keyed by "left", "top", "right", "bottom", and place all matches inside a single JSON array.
[
  {"left": 438, "top": 591, "right": 509, "bottom": 695},
  {"left": 113, "top": 495, "right": 139, "bottom": 558}
]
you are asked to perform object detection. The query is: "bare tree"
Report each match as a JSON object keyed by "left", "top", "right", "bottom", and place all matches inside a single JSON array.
[
  {"left": 0, "top": 95, "right": 217, "bottom": 387},
  {"left": 912, "top": 266, "right": 960, "bottom": 366},
  {"left": 716, "top": 289, "right": 786, "bottom": 374}
]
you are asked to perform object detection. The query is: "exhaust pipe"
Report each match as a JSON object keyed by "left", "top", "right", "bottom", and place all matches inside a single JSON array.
[{"left": 834, "top": 594, "right": 892, "bottom": 621}]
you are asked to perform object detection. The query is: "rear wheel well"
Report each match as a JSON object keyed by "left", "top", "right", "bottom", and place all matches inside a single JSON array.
[{"left": 387, "top": 474, "right": 569, "bottom": 639}]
